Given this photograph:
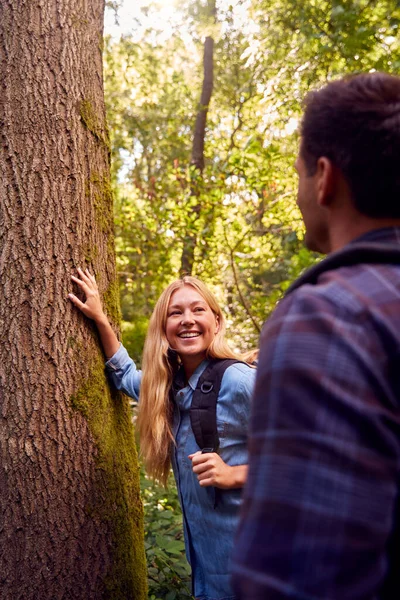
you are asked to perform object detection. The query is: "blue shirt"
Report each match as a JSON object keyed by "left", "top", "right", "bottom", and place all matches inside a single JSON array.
[
  {"left": 106, "top": 345, "right": 256, "bottom": 600},
  {"left": 232, "top": 227, "right": 400, "bottom": 599}
]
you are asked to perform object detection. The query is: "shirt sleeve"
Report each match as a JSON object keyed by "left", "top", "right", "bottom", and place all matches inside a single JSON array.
[
  {"left": 228, "top": 363, "right": 256, "bottom": 427},
  {"left": 214, "top": 363, "right": 256, "bottom": 468},
  {"left": 105, "top": 343, "right": 142, "bottom": 401},
  {"left": 232, "top": 287, "right": 400, "bottom": 600}
]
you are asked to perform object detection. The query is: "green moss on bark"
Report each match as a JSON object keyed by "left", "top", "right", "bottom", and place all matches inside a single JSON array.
[
  {"left": 103, "top": 278, "right": 122, "bottom": 326},
  {"left": 70, "top": 353, "right": 147, "bottom": 599},
  {"left": 89, "top": 172, "right": 114, "bottom": 234},
  {"left": 83, "top": 243, "right": 99, "bottom": 264},
  {"left": 79, "top": 99, "right": 110, "bottom": 151}
]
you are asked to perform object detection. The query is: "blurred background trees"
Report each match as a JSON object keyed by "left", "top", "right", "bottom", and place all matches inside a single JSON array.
[{"left": 104, "top": 0, "right": 399, "bottom": 358}]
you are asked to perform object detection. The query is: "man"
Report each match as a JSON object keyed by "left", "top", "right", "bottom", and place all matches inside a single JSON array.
[{"left": 232, "top": 72, "right": 400, "bottom": 599}]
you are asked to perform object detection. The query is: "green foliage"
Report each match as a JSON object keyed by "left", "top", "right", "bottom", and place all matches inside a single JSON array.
[
  {"left": 140, "top": 467, "right": 194, "bottom": 600},
  {"left": 122, "top": 319, "right": 149, "bottom": 365},
  {"left": 104, "top": 0, "right": 400, "bottom": 351}
]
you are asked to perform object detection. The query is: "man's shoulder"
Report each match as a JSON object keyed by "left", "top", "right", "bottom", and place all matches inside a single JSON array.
[
  {"left": 316, "top": 261, "right": 400, "bottom": 309},
  {"left": 271, "top": 271, "right": 353, "bottom": 322},
  {"left": 281, "top": 261, "right": 400, "bottom": 317}
]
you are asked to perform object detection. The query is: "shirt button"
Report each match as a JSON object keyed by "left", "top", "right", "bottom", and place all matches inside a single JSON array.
[{"left": 179, "top": 392, "right": 184, "bottom": 397}]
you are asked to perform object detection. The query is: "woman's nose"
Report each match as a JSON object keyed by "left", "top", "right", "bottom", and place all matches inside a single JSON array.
[{"left": 181, "top": 311, "right": 195, "bottom": 325}]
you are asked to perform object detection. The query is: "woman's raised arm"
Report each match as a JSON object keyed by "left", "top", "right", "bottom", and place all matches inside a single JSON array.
[{"left": 68, "top": 268, "right": 120, "bottom": 359}]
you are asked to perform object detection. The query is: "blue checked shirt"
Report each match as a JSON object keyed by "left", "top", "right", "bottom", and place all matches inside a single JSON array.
[{"left": 232, "top": 227, "right": 400, "bottom": 600}]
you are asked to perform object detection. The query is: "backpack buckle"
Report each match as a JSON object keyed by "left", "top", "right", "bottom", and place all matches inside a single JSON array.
[{"left": 200, "top": 381, "right": 213, "bottom": 393}]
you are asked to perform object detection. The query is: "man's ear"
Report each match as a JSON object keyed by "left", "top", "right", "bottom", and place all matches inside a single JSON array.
[{"left": 316, "top": 157, "right": 335, "bottom": 207}]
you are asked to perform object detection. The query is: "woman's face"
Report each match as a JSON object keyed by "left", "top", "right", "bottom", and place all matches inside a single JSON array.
[{"left": 166, "top": 286, "right": 219, "bottom": 363}]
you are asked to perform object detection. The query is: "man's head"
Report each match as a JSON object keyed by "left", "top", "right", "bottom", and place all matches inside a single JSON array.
[{"left": 297, "top": 72, "right": 400, "bottom": 253}]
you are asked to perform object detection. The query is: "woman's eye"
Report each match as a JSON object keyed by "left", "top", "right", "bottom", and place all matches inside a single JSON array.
[
  {"left": 194, "top": 307, "right": 205, "bottom": 312},
  {"left": 169, "top": 311, "right": 180, "bottom": 316}
]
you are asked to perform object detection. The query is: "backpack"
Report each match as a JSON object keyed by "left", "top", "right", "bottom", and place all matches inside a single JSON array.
[
  {"left": 190, "top": 359, "right": 243, "bottom": 453},
  {"left": 286, "top": 241, "right": 400, "bottom": 295}
]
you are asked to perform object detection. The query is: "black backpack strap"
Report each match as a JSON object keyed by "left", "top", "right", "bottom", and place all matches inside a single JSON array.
[
  {"left": 286, "top": 242, "right": 400, "bottom": 296},
  {"left": 190, "top": 359, "right": 241, "bottom": 452}
]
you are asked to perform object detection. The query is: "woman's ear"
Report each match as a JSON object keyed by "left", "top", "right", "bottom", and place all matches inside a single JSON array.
[{"left": 215, "top": 315, "right": 220, "bottom": 334}]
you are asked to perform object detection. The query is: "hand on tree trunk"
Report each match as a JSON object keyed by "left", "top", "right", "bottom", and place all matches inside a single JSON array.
[
  {"left": 69, "top": 268, "right": 105, "bottom": 322},
  {"left": 69, "top": 268, "right": 120, "bottom": 359}
]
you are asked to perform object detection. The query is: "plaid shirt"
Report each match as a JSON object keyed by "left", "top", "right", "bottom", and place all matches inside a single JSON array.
[{"left": 232, "top": 228, "right": 400, "bottom": 600}]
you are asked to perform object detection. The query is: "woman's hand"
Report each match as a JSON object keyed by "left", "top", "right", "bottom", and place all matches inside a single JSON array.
[
  {"left": 189, "top": 451, "right": 248, "bottom": 489},
  {"left": 68, "top": 268, "right": 120, "bottom": 359},
  {"left": 69, "top": 268, "right": 106, "bottom": 325}
]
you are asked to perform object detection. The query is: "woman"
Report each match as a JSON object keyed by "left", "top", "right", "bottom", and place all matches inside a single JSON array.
[{"left": 69, "top": 268, "right": 255, "bottom": 600}]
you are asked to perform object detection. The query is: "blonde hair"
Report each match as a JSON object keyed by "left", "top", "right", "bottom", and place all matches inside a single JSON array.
[
  {"left": 137, "top": 276, "right": 241, "bottom": 485},
  {"left": 241, "top": 348, "right": 259, "bottom": 365}
]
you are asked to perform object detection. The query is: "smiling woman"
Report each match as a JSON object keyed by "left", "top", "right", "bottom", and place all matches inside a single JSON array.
[
  {"left": 166, "top": 287, "right": 220, "bottom": 377},
  {"left": 69, "top": 272, "right": 256, "bottom": 600}
]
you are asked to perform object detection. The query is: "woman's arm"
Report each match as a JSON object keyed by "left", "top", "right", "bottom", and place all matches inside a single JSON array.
[{"left": 68, "top": 268, "right": 120, "bottom": 359}]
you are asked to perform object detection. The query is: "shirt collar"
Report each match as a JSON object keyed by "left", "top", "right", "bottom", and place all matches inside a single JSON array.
[
  {"left": 188, "top": 359, "right": 211, "bottom": 391},
  {"left": 174, "top": 359, "right": 210, "bottom": 391},
  {"left": 349, "top": 226, "right": 400, "bottom": 246}
]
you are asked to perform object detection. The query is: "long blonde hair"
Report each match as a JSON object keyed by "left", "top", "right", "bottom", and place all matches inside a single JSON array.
[{"left": 136, "top": 276, "right": 241, "bottom": 485}]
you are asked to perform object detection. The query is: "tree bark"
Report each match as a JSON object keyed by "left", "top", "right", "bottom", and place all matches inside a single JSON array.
[{"left": 0, "top": 1, "right": 147, "bottom": 598}]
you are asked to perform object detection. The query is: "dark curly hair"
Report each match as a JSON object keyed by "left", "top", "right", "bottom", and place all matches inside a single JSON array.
[{"left": 300, "top": 72, "right": 400, "bottom": 218}]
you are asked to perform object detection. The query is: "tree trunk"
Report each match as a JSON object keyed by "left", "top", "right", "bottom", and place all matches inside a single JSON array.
[
  {"left": 191, "top": 36, "right": 214, "bottom": 172},
  {"left": 0, "top": 1, "right": 147, "bottom": 599},
  {"left": 180, "top": 0, "right": 215, "bottom": 276}
]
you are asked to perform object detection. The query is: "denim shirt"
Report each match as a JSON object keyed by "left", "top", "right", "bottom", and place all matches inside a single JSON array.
[{"left": 106, "top": 344, "right": 256, "bottom": 600}]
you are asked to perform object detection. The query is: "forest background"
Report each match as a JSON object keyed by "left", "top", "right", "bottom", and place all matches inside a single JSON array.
[{"left": 104, "top": 1, "right": 399, "bottom": 598}]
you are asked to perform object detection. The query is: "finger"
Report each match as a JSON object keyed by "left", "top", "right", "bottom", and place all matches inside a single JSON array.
[
  {"left": 68, "top": 293, "right": 87, "bottom": 312},
  {"left": 192, "top": 462, "right": 212, "bottom": 475},
  {"left": 77, "top": 268, "right": 96, "bottom": 289},
  {"left": 190, "top": 454, "right": 210, "bottom": 467},
  {"left": 188, "top": 451, "right": 202, "bottom": 461},
  {"left": 198, "top": 477, "right": 214, "bottom": 487},
  {"left": 86, "top": 269, "right": 97, "bottom": 284},
  {"left": 77, "top": 267, "right": 91, "bottom": 284},
  {"left": 71, "top": 275, "right": 90, "bottom": 293},
  {"left": 192, "top": 452, "right": 220, "bottom": 466}
]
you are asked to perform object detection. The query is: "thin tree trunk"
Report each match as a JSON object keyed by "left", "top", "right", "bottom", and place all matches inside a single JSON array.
[
  {"left": 191, "top": 36, "right": 214, "bottom": 172},
  {"left": 0, "top": 1, "right": 147, "bottom": 598},
  {"left": 180, "top": 0, "right": 215, "bottom": 276}
]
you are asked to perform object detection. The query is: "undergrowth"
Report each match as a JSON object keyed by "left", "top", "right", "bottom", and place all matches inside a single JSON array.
[{"left": 140, "top": 465, "right": 194, "bottom": 600}]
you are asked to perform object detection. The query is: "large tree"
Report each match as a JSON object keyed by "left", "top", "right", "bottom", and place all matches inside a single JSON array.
[{"left": 0, "top": 1, "right": 146, "bottom": 598}]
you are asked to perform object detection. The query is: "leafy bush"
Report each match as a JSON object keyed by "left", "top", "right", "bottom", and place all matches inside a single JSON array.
[
  {"left": 140, "top": 466, "right": 194, "bottom": 600},
  {"left": 121, "top": 319, "right": 149, "bottom": 366}
]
